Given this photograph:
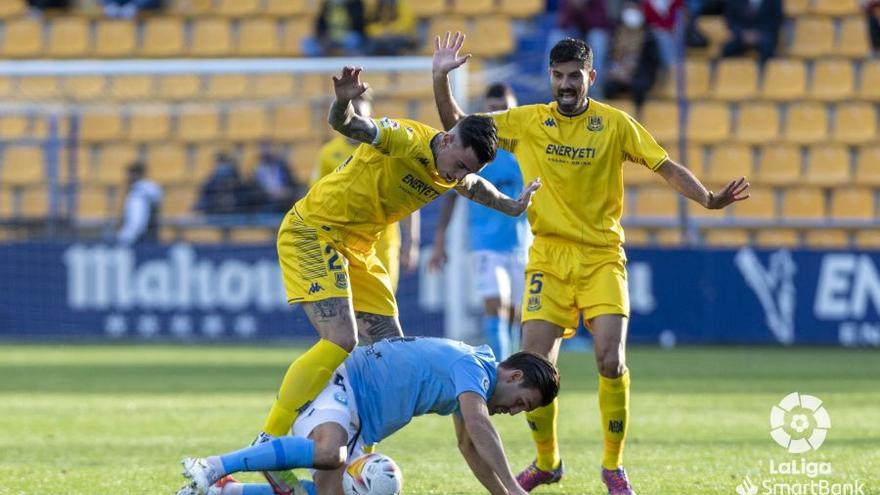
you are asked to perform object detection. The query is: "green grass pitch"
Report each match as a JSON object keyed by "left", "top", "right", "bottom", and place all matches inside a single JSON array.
[{"left": 0, "top": 345, "right": 877, "bottom": 494}]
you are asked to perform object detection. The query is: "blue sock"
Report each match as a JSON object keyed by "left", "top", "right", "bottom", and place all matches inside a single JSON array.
[
  {"left": 218, "top": 436, "right": 315, "bottom": 474},
  {"left": 240, "top": 484, "right": 277, "bottom": 495},
  {"left": 484, "top": 315, "right": 510, "bottom": 360},
  {"left": 301, "top": 480, "right": 316, "bottom": 495}
]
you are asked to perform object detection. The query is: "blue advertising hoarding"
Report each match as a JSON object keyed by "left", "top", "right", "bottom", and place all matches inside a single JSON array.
[{"left": 0, "top": 242, "right": 878, "bottom": 346}]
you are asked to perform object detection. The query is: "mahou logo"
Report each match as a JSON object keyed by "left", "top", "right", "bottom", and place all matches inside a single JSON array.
[{"left": 769, "top": 392, "right": 831, "bottom": 454}]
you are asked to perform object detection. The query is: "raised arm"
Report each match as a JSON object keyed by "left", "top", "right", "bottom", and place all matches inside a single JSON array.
[
  {"left": 457, "top": 392, "right": 528, "bottom": 495},
  {"left": 328, "top": 66, "right": 378, "bottom": 144},
  {"left": 656, "top": 158, "right": 750, "bottom": 209},
  {"left": 453, "top": 413, "right": 507, "bottom": 494},
  {"left": 432, "top": 32, "right": 471, "bottom": 131},
  {"left": 455, "top": 175, "right": 541, "bottom": 217}
]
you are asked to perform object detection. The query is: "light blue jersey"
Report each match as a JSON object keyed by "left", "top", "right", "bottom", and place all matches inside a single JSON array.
[
  {"left": 345, "top": 337, "right": 497, "bottom": 445},
  {"left": 468, "top": 149, "right": 528, "bottom": 253}
]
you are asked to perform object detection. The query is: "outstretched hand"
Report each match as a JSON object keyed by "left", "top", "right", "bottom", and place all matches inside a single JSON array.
[
  {"left": 332, "top": 66, "right": 369, "bottom": 102},
  {"left": 515, "top": 178, "right": 542, "bottom": 215},
  {"left": 708, "top": 177, "right": 750, "bottom": 209},
  {"left": 433, "top": 31, "right": 471, "bottom": 76}
]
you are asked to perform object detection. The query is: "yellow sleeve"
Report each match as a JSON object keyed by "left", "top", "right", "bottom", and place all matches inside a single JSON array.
[
  {"left": 484, "top": 109, "right": 523, "bottom": 154},
  {"left": 619, "top": 112, "right": 668, "bottom": 171},
  {"left": 371, "top": 117, "right": 422, "bottom": 158}
]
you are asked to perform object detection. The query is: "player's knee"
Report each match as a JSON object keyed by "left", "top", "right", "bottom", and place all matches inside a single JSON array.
[
  {"left": 312, "top": 444, "right": 348, "bottom": 470},
  {"left": 597, "top": 354, "right": 626, "bottom": 378}
]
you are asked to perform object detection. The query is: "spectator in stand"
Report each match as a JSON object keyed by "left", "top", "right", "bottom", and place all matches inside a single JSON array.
[
  {"left": 254, "top": 145, "right": 301, "bottom": 213},
  {"left": 866, "top": 0, "right": 880, "bottom": 53},
  {"left": 643, "top": 0, "right": 685, "bottom": 69},
  {"left": 194, "top": 152, "right": 247, "bottom": 215},
  {"left": 366, "top": 0, "right": 417, "bottom": 55},
  {"left": 27, "top": 0, "right": 70, "bottom": 9},
  {"left": 117, "top": 162, "right": 163, "bottom": 245},
  {"left": 302, "top": 0, "right": 367, "bottom": 57},
  {"left": 547, "top": 0, "right": 612, "bottom": 98},
  {"left": 102, "top": 0, "right": 161, "bottom": 18},
  {"left": 604, "top": 2, "right": 662, "bottom": 109},
  {"left": 720, "top": 0, "right": 783, "bottom": 64}
]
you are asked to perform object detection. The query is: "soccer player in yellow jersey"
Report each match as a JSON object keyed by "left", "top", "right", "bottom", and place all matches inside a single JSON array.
[
  {"left": 258, "top": 65, "right": 542, "bottom": 493},
  {"left": 433, "top": 34, "right": 750, "bottom": 494},
  {"left": 313, "top": 94, "right": 420, "bottom": 292}
]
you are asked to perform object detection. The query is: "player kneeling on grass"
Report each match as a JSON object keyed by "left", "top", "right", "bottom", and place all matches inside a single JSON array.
[{"left": 178, "top": 337, "right": 559, "bottom": 495}]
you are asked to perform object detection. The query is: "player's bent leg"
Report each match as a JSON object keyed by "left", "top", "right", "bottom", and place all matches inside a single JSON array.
[
  {"left": 483, "top": 297, "right": 511, "bottom": 360},
  {"left": 590, "top": 314, "right": 636, "bottom": 495},
  {"left": 313, "top": 466, "right": 346, "bottom": 495},
  {"left": 262, "top": 298, "right": 356, "bottom": 437},
  {"left": 354, "top": 311, "right": 403, "bottom": 343}
]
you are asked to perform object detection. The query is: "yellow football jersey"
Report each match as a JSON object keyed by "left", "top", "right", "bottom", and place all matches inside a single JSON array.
[
  {"left": 296, "top": 117, "right": 454, "bottom": 252},
  {"left": 313, "top": 135, "right": 357, "bottom": 185},
  {"left": 488, "top": 99, "right": 668, "bottom": 248}
]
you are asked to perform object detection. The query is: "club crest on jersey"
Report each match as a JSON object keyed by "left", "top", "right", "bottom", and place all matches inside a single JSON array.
[
  {"left": 543, "top": 118, "right": 557, "bottom": 128},
  {"left": 335, "top": 272, "right": 348, "bottom": 290},
  {"left": 587, "top": 115, "right": 604, "bottom": 132},
  {"left": 527, "top": 295, "right": 542, "bottom": 311},
  {"left": 377, "top": 117, "right": 399, "bottom": 130}
]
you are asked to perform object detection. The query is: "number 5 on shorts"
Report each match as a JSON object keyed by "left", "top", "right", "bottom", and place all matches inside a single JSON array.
[{"left": 529, "top": 273, "right": 544, "bottom": 294}]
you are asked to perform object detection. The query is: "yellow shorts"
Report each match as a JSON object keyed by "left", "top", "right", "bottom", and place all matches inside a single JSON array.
[
  {"left": 521, "top": 237, "right": 629, "bottom": 338},
  {"left": 374, "top": 223, "right": 401, "bottom": 292},
  {"left": 277, "top": 208, "right": 397, "bottom": 316}
]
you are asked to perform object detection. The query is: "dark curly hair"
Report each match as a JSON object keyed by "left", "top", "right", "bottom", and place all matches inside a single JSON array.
[
  {"left": 549, "top": 38, "right": 593, "bottom": 69},
  {"left": 456, "top": 114, "right": 498, "bottom": 165}
]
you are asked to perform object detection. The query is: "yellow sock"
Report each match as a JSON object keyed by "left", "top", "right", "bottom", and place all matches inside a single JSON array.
[
  {"left": 261, "top": 339, "right": 350, "bottom": 436},
  {"left": 525, "top": 398, "right": 560, "bottom": 471},
  {"left": 599, "top": 370, "right": 630, "bottom": 470}
]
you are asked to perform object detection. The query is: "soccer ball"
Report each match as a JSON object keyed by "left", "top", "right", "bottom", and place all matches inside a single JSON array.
[{"left": 342, "top": 453, "right": 403, "bottom": 495}]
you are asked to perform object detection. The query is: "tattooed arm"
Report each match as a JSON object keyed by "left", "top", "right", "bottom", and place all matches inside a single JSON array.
[
  {"left": 355, "top": 311, "right": 403, "bottom": 343},
  {"left": 454, "top": 175, "right": 542, "bottom": 217},
  {"left": 328, "top": 66, "right": 378, "bottom": 144}
]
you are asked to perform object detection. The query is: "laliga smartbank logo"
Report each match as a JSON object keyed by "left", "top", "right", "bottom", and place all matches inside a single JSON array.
[
  {"left": 734, "top": 393, "right": 867, "bottom": 495},
  {"left": 769, "top": 392, "right": 830, "bottom": 454}
]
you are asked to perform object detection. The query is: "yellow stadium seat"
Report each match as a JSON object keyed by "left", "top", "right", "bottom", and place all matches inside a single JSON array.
[
  {"left": 145, "top": 144, "right": 188, "bottom": 185},
  {"left": 755, "top": 229, "right": 800, "bottom": 248},
  {"left": 0, "top": 115, "right": 29, "bottom": 140},
  {"left": 412, "top": 0, "right": 448, "bottom": 17},
  {"left": 298, "top": 73, "right": 329, "bottom": 98},
  {"left": 47, "top": 17, "right": 90, "bottom": 58},
  {"left": 731, "top": 187, "right": 775, "bottom": 220},
  {"left": 687, "top": 101, "right": 730, "bottom": 144},
  {"left": 191, "top": 18, "right": 232, "bottom": 57},
  {"left": 804, "top": 145, "right": 851, "bottom": 186},
  {"left": 16, "top": 76, "right": 60, "bottom": 100},
  {"left": 782, "top": 187, "right": 826, "bottom": 219},
  {"left": 193, "top": 145, "right": 223, "bottom": 181},
  {"left": 1, "top": 146, "right": 44, "bottom": 185},
  {"left": 181, "top": 227, "right": 224, "bottom": 243},
  {"left": 667, "top": 143, "right": 705, "bottom": 178},
  {"left": 694, "top": 16, "right": 728, "bottom": 56},
  {"left": 161, "top": 186, "right": 195, "bottom": 218},
  {"left": 238, "top": 18, "right": 280, "bottom": 56},
  {"left": 0, "top": 0, "right": 26, "bottom": 18},
  {"left": 373, "top": 99, "right": 411, "bottom": 121},
  {"left": 790, "top": 17, "right": 834, "bottom": 58},
  {"left": 253, "top": 74, "right": 295, "bottom": 99},
  {"left": 657, "top": 59, "right": 710, "bottom": 99},
  {"left": 655, "top": 228, "right": 683, "bottom": 247},
  {"left": 80, "top": 110, "right": 123, "bottom": 142},
  {"left": 1, "top": 19, "right": 42, "bottom": 58},
  {"left": 289, "top": 141, "right": 322, "bottom": 183},
  {"left": 707, "top": 144, "right": 753, "bottom": 186},
  {"left": 855, "top": 146, "right": 880, "bottom": 186},
  {"left": 704, "top": 228, "right": 750, "bottom": 247},
  {"left": 391, "top": 71, "right": 434, "bottom": 98},
  {"left": 0, "top": 76, "right": 12, "bottom": 99},
  {"left": 230, "top": 227, "right": 275, "bottom": 244},
  {"left": 757, "top": 145, "right": 801, "bottom": 185},
  {"left": 63, "top": 75, "right": 107, "bottom": 101},
  {"left": 471, "top": 18, "right": 513, "bottom": 57},
  {"left": 206, "top": 74, "right": 249, "bottom": 100},
  {"left": 109, "top": 75, "right": 155, "bottom": 101},
  {"left": 783, "top": 103, "right": 828, "bottom": 144},
  {"left": 830, "top": 188, "right": 874, "bottom": 220},
  {"left": 624, "top": 160, "right": 662, "bottom": 185},
  {"left": 226, "top": 105, "right": 269, "bottom": 141},
  {"left": 809, "top": 59, "right": 854, "bottom": 102},
  {"left": 784, "top": 0, "right": 810, "bottom": 16},
  {"left": 855, "top": 230, "right": 880, "bottom": 249},
  {"left": 95, "top": 144, "right": 138, "bottom": 185},
  {"left": 142, "top": 17, "right": 185, "bottom": 57},
  {"left": 734, "top": 102, "right": 779, "bottom": 145},
  {"left": 641, "top": 101, "right": 679, "bottom": 143},
  {"left": 415, "top": 101, "right": 443, "bottom": 130},
  {"left": 813, "top": 0, "right": 859, "bottom": 16},
  {"left": 452, "top": 0, "right": 494, "bottom": 15},
  {"left": 858, "top": 59, "right": 880, "bottom": 100},
  {"left": 761, "top": 59, "right": 807, "bottom": 101},
  {"left": 158, "top": 74, "right": 202, "bottom": 100},
  {"left": 837, "top": 16, "right": 871, "bottom": 58},
  {"left": 216, "top": 0, "right": 260, "bottom": 16},
  {"left": 832, "top": 102, "right": 877, "bottom": 145},
  {"left": 634, "top": 187, "right": 679, "bottom": 219},
  {"left": 501, "top": 0, "right": 542, "bottom": 17},
  {"left": 272, "top": 105, "right": 314, "bottom": 141},
  {"left": 265, "top": 0, "right": 317, "bottom": 15},
  {"left": 281, "top": 17, "right": 311, "bottom": 56},
  {"left": 805, "top": 229, "right": 849, "bottom": 248},
  {"left": 95, "top": 20, "right": 135, "bottom": 57},
  {"left": 714, "top": 58, "right": 758, "bottom": 101},
  {"left": 78, "top": 186, "right": 113, "bottom": 220},
  {"left": 128, "top": 105, "right": 171, "bottom": 142},
  {"left": 19, "top": 187, "right": 48, "bottom": 218},
  {"left": 169, "top": 0, "right": 213, "bottom": 15},
  {"left": 177, "top": 105, "right": 220, "bottom": 142},
  {"left": 623, "top": 227, "right": 649, "bottom": 246}
]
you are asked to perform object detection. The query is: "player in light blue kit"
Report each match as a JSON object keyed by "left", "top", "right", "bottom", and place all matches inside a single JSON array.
[
  {"left": 178, "top": 337, "right": 559, "bottom": 495},
  {"left": 430, "top": 83, "right": 529, "bottom": 361}
]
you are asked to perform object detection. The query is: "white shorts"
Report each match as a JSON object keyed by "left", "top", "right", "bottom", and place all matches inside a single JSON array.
[
  {"left": 291, "top": 364, "right": 365, "bottom": 469},
  {"left": 469, "top": 250, "right": 526, "bottom": 305}
]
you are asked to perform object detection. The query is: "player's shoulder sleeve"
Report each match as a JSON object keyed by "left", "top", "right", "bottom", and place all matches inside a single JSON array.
[
  {"left": 450, "top": 354, "right": 494, "bottom": 403},
  {"left": 483, "top": 106, "right": 536, "bottom": 154},
  {"left": 370, "top": 116, "right": 433, "bottom": 158},
  {"left": 614, "top": 107, "right": 669, "bottom": 171}
]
